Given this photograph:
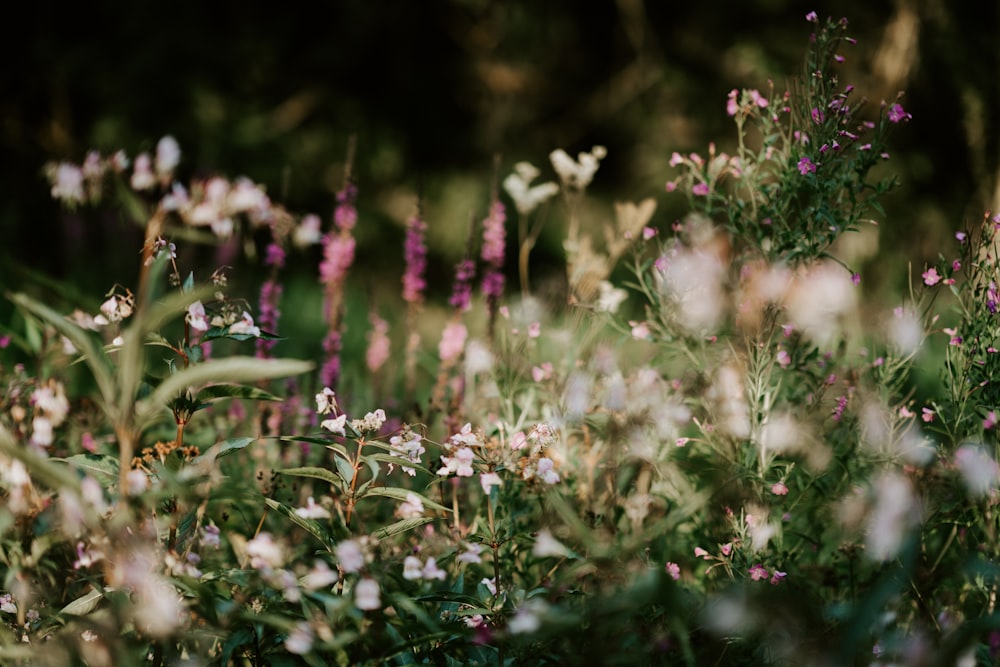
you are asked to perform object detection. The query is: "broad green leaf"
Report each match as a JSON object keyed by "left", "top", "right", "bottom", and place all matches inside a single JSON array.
[
  {"left": 359, "top": 486, "right": 451, "bottom": 513},
  {"left": 279, "top": 466, "right": 345, "bottom": 492},
  {"left": 263, "top": 497, "right": 330, "bottom": 548},
  {"left": 59, "top": 587, "right": 104, "bottom": 616},
  {"left": 373, "top": 516, "right": 435, "bottom": 540},
  {"left": 136, "top": 356, "right": 313, "bottom": 427},
  {"left": 196, "top": 384, "right": 283, "bottom": 403},
  {"left": 57, "top": 454, "right": 120, "bottom": 485}
]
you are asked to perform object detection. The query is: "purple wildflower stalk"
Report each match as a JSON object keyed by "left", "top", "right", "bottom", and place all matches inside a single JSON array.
[
  {"left": 318, "top": 144, "right": 358, "bottom": 392},
  {"left": 402, "top": 206, "right": 428, "bottom": 398},
  {"left": 449, "top": 258, "right": 476, "bottom": 311},
  {"left": 255, "top": 242, "right": 285, "bottom": 358},
  {"left": 480, "top": 198, "right": 506, "bottom": 330}
]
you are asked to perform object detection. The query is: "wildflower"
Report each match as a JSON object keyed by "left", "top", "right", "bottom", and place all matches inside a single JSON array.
[
  {"left": 985, "top": 411, "right": 998, "bottom": 430},
  {"left": 955, "top": 444, "right": 1000, "bottom": 496},
  {"left": 315, "top": 387, "right": 338, "bottom": 415},
  {"left": 480, "top": 471, "right": 502, "bottom": 494},
  {"left": 481, "top": 577, "right": 497, "bottom": 595},
  {"left": 285, "top": 622, "right": 314, "bottom": 655},
  {"left": 797, "top": 156, "right": 817, "bottom": 175},
  {"left": 0, "top": 594, "right": 15, "bottom": 615},
  {"left": 438, "top": 321, "right": 468, "bottom": 363},
  {"left": 397, "top": 492, "right": 425, "bottom": 519},
  {"left": 247, "top": 533, "right": 284, "bottom": 571},
  {"left": 921, "top": 408, "right": 935, "bottom": 423},
  {"left": 354, "top": 578, "right": 381, "bottom": 610},
  {"left": 389, "top": 431, "right": 425, "bottom": 476},
  {"left": 887, "top": 103, "right": 911, "bottom": 123},
  {"left": 694, "top": 547, "right": 710, "bottom": 559},
  {"left": 771, "top": 482, "right": 789, "bottom": 496},
  {"left": 748, "top": 564, "right": 769, "bottom": 581},
  {"left": 480, "top": 200, "right": 507, "bottom": 302},
  {"left": 229, "top": 311, "right": 261, "bottom": 337},
  {"left": 811, "top": 108, "right": 825, "bottom": 124},
  {"left": 532, "top": 528, "right": 571, "bottom": 558},
  {"left": 50, "top": 163, "right": 86, "bottom": 203},
  {"left": 131, "top": 153, "right": 156, "bottom": 190},
  {"left": 503, "top": 161, "right": 559, "bottom": 215},
  {"left": 186, "top": 301, "right": 209, "bottom": 333},
  {"left": 336, "top": 539, "right": 366, "bottom": 573},
  {"left": 956, "top": 231, "right": 967, "bottom": 244},
  {"left": 448, "top": 258, "right": 476, "bottom": 311},
  {"left": 595, "top": 280, "right": 628, "bottom": 313},
  {"left": 301, "top": 560, "right": 338, "bottom": 590},
  {"left": 508, "top": 599, "right": 547, "bottom": 634},
  {"left": 531, "top": 363, "right": 553, "bottom": 382},
  {"left": 776, "top": 349, "right": 791, "bottom": 368},
  {"left": 805, "top": 10, "right": 818, "bottom": 22},
  {"left": 155, "top": 135, "right": 181, "bottom": 178},
  {"left": 457, "top": 543, "right": 483, "bottom": 564},
  {"left": 200, "top": 524, "right": 221, "bottom": 549},
  {"left": 665, "top": 562, "right": 681, "bottom": 580},
  {"left": 537, "top": 458, "right": 560, "bottom": 484},
  {"left": 438, "top": 446, "right": 475, "bottom": 477},
  {"left": 352, "top": 409, "right": 387, "bottom": 433},
  {"left": 294, "top": 497, "right": 330, "bottom": 519},
  {"left": 422, "top": 557, "right": 447, "bottom": 581},
  {"left": 691, "top": 182, "right": 710, "bottom": 196},
  {"left": 770, "top": 571, "right": 788, "bottom": 585},
  {"left": 549, "top": 145, "right": 606, "bottom": 190},
  {"left": 403, "top": 556, "right": 424, "bottom": 581},
  {"left": 321, "top": 415, "right": 347, "bottom": 436},
  {"left": 292, "top": 213, "right": 323, "bottom": 248},
  {"left": 402, "top": 214, "right": 428, "bottom": 304}
]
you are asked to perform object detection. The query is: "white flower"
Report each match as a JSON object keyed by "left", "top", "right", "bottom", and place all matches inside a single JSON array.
[
  {"left": 396, "top": 492, "right": 424, "bottom": 519},
  {"left": 594, "top": 280, "right": 628, "bottom": 313},
  {"left": 532, "top": 529, "right": 570, "bottom": 558},
  {"left": 403, "top": 556, "right": 423, "bottom": 580},
  {"left": 50, "top": 163, "right": 85, "bottom": 203},
  {"left": 955, "top": 444, "right": 1000, "bottom": 496},
  {"left": 284, "top": 622, "right": 314, "bottom": 655},
  {"left": 421, "top": 557, "right": 447, "bottom": 581},
  {"left": 186, "top": 301, "right": 209, "bottom": 333},
  {"left": 155, "top": 136, "right": 181, "bottom": 177},
  {"left": 456, "top": 543, "right": 483, "bottom": 564},
  {"left": 508, "top": 599, "right": 548, "bottom": 634},
  {"left": 130, "top": 153, "right": 156, "bottom": 191},
  {"left": 537, "top": 458, "right": 560, "bottom": 484},
  {"left": 336, "top": 539, "right": 366, "bottom": 573},
  {"left": 294, "top": 497, "right": 330, "bottom": 519},
  {"left": 549, "top": 146, "right": 606, "bottom": 190},
  {"left": 293, "top": 214, "right": 323, "bottom": 248},
  {"left": 480, "top": 472, "right": 502, "bottom": 494},
  {"left": 228, "top": 311, "right": 260, "bottom": 337},
  {"left": 315, "top": 387, "right": 338, "bottom": 415},
  {"left": 321, "top": 415, "right": 348, "bottom": 436},
  {"left": 354, "top": 578, "right": 381, "bottom": 610},
  {"left": 0, "top": 594, "right": 17, "bottom": 614},
  {"left": 247, "top": 532, "right": 284, "bottom": 571},
  {"left": 301, "top": 561, "right": 338, "bottom": 590},
  {"left": 503, "top": 162, "right": 560, "bottom": 215}
]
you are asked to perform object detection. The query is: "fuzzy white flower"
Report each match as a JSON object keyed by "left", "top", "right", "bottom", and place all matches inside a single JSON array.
[
  {"left": 301, "top": 560, "right": 339, "bottom": 590},
  {"left": 315, "top": 387, "right": 338, "bottom": 415},
  {"left": 228, "top": 311, "right": 261, "bottom": 337},
  {"left": 532, "top": 528, "right": 570, "bottom": 558},
  {"left": 247, "top": 532, "right": 284, "bottom": 571},
  {"left": 186, "top": 300, "right": 210, "bottom": 333},
  {"left": 294, "top": 497, "right": 330, "bottom": 519},
  {"left": 396, "top": 492, "right": 425, "bottom": 519},
  {"left": 336, "top": 539, "right": 366, "bottom": 573},
  {"left": 503, "top": 162, "right": 560, "bottom": 215},
  {"left": 354, "top": 578, "right": 381, "bottom": 610},
  {"left": 285, "top": 622, "right": 314, "bottom": 655},
  {"left": 549, "top": 146, "right": 607, "bottom": 190},
  {"left": 321, "top": 414, "right": 348, "bottom": 436},
  {"left": 155, "top": 135, "right": 181, "bottom": 177}
]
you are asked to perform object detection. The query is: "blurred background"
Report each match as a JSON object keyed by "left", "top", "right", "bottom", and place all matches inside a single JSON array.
[{"left": 1, "top": 0, "right": 997, "bottom": 325}]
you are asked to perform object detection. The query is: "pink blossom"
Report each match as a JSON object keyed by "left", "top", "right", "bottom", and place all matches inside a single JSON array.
[
  {"left": 922, "top": 267, "right": 941, "bottom": 286},
  {"left": 771, "top": 482, "right": 789, "bottom": 496},
  {"left": 694, "top": 547, "right": 710, "bottom": 559},
  {"left": 691, "top": 182, "right": 710, "bottom": 196},
  {"left": 438, "top": 321, "right": 468, "bottom": 363},
  {"left": 748, "top": 564, "right": 769, "bottom": 581},
  {"left": 665, "top": 562, "right": 681, "bottom": 580}
]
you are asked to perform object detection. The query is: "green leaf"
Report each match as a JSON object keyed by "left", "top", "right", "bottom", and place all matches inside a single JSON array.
[
  {"left": 196, "top": 383, "right": 284, "bottom": 403},
  {"left": 59, "top": 587, "right": 104, "bottom": 616},
  {"left": 263, "top": 498, "right": 330, "bottom": 548},
  {"left": 373, "top": 517, "right": 435, "bottom": 540},
  {"left": 56, "top": 454, "right": 120, "bottom": 485},
  {"left": 279, "top": 466, "right": 346, "bottom": 492},
  {"left": 135, "top": 357, "right": 313, "bottom": 428},
  {"left": 365, "top": 452, "right": 436, "bottom": 477},
  {"left": 359, "top": 486, "right": 451, "bottom": 513}
]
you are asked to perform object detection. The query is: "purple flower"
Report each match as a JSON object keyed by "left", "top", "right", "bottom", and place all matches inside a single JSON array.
[
  {"left": 481, "top": 200, "right": 507, "bottom": 301},
  {"left": 334, "top": 184, "right": 358, "bottom": 231},
  {"left": 887, "top": 103, "right": 911, "bottom": 123},
  {"left": 402, "top": 215, "right": 428, "bottom": 304},
  {"left": 449, "top": 258, "right": 476, "bottom": 311},
  {"left": 264, "top": 242, "right": 286, "bottom": 269},
  {"left": 255, "top": 279, "right": 282, "bottom": 357},
  {"left": 805, "top": 11, "right": 818, "bottom": 22},
  {"left": 748, "top": 564, "right": 769, "bottom": 581},
  {"left": 797, "top": 156, "right": 817, "bottom": 175},
  {"left": 811, "top": 107, "right": 825, "bottom": 124}
]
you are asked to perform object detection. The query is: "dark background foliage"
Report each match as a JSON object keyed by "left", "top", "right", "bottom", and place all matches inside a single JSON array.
[{"left": 1, "top": 0, "right": 996, "bottom": 306}]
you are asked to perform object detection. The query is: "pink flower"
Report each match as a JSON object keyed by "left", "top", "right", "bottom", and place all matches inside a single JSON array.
[
  {"left": 771, "top": 482, "right": 789, "bottom": 496},
  {"left": 770, "top": 570, "right": 787, "bottom": 585},
  {"left": 922, "top": 267, "right": 941, "bottom": 286},
  {"left": 691, "top": 182, "right": 710, "bottom": 196},
  {"left": 985, "top": 411, "right": 998, "bottom": 430},
  {"left": 805, "top": 11, "right": 818, "bottom": 22},
  {"left": 665, "top": 562, "right": 681, "bottom": 580},
  {"left": 438, "top": 321, "right": 468, "bottom": 363},
  {"left": 921, "top": 407, "right": 935, "bottom": 423},
  {"left": 797, "top": 156, "right": 817, "bottom": 175},
  {"left": 748, "top": 564, "right": 769, "bottom": 581},
  {"left": 694, "top": 547, "right": 710, "bottom": 560},
  {"left": 887, "top": 103, "right": 911, "bottom": 123}
]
